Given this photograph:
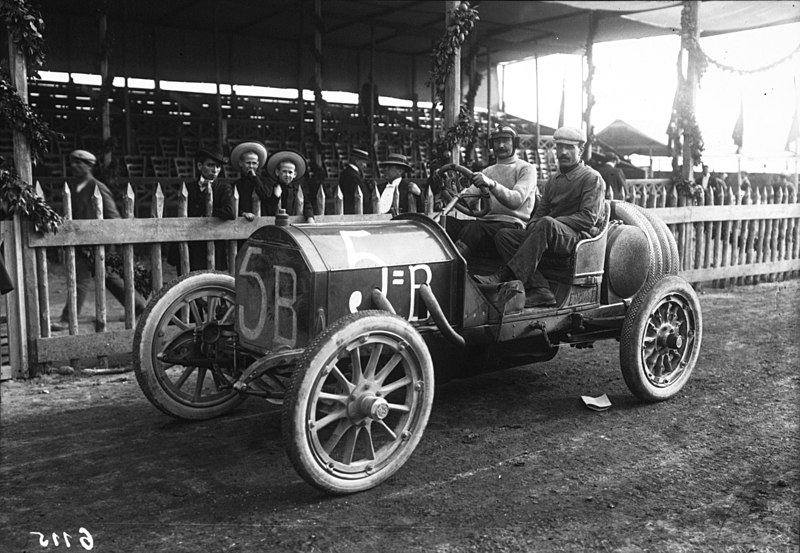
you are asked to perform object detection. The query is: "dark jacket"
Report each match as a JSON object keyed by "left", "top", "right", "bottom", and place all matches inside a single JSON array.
[
  {"left": 231, "top": 174, "right": 276, "bottom": 215},
  {"left": 273, "top": 177, "right": 317, "bottom": 220},
  {"left": 338, "top": 164, "right": 371, "bottom": 214}
]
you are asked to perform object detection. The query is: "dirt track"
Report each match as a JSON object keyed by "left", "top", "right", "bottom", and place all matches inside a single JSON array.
[{"left": 1, "top": 280, "right": 798, "bottom": 553}]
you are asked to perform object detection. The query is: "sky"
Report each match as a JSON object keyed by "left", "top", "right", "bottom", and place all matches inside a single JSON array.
[{"left": 501, "top": 22, "right": 800, "bottom": 173}]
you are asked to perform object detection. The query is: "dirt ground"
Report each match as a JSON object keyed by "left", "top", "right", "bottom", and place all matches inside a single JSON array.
[{"left": 1, "top": 280, "right": 798, "bottom": 553}]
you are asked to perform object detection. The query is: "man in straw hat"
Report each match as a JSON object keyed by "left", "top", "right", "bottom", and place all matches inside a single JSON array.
[
  {"left": 377, "top": 153, "right": 422, "bottom": 214},
  {"left": 229, "top": 140, "right": 278, "bottom": 221},
  {"left": 51, "top": 150, "right": 147, "bottom": 331},
  {"left": 266, "top": 149, "right": 317, "bottom": 223},
  {"left": 474, "top": 126, "right": 606, "bottom": 308},
  {"left": 338, "top": 147, "right": 372, "bottom": 214},
  {"left": 445, "top": 125, "right": 537, "bottom": 259}
]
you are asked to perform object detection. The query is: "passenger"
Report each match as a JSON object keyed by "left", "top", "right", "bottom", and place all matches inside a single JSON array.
[
  {"left": 474, "top": 126, "right": 606, "bottom": 308},
  {"left": 51, "top": 150, "right": 147, "bottom": 331},
  {"left": 376, "top": 153, "right": 422, "bottom": 214},
  {"left": 338, "top": 147, "right": 372, "bottom": 214},
  {"left": 444, "top": 125, "right": 537, "bottom": 259},
  {"left": 167, "top": 147, "right": 235, "bottom": 274},
  {"left": 266, "top": 149, "right": 317, "bottom": 223},
  {"left": 229, "top": 141, "right": 278, "bottom": 221}
]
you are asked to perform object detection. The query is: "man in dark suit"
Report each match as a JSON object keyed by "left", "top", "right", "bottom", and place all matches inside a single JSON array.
[
  {"left": 168, "top": 147, "right": 235, "bottom": 274},
  {"left": 338, "top": 148, "right": 371, "bottom": 214},
  {"left": 376, "top": 153, "right": 422, "bottom": 214},
  {"left": 596, "top": 152, "right": 627, "bottom": 201}
]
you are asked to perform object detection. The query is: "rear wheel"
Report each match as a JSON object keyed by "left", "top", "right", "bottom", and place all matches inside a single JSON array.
[
  {"left": 133, "top": 271, "right": 245, "bottom": 420},
  {"left": 282, "top": 311, "right": 434, "bottom": 494},
  {"left": 620, "top": 276, "right": 702, "bottom": 402}
]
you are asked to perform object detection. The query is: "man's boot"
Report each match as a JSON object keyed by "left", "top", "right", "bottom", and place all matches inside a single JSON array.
[
  {"left": 524, "top": 286, "right": 557, "bottom": 308},
  {"left": 473, "top": 265, "right": 515, "bottom": 286}
]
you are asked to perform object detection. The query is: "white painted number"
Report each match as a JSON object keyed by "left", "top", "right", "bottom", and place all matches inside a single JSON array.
[
  {"left": 237, "top": 246, "right": 267, "bottom": 341},
  {"left": 273, "top": 265, "right": 297, "bottom": 347},
  {"left": 28, "top": 528, "right": 93, "bottom": 550}
]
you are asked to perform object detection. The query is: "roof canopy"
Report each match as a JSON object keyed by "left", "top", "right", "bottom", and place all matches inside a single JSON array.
[{"left": 26, "top": 1, "right": 800, "bottom": 100}]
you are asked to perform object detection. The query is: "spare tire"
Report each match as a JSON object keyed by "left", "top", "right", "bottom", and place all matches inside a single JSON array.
[{"left": 610, "top": 201, "right": 664, "bottom": 294}]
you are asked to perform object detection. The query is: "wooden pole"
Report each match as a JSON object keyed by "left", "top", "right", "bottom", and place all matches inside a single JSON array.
[
  {"left": 99, "top": 13, "right": 112, "bottom": 169},
  {"left": 213, "top": 6, "right": 224, "bottom": 150},
  {"left": 314, "top": 0, "right": 323, "bottom": 162},
  {"left": 583, "top": 13, "right": 598, "bottom": 162},
  {"left": 297, "top": 0, "right": 306, "bottom": 154},
  {"left": 681, "top": 1, "right": 700, "bottom": 183},
  {"left": 444, "top": 1, "right": 461, "bottom": 164},
  {"left": 6, "top": 36, "right": 34, "bottom": 376},
  {"left": 486, "top": 47, "right": 492, "bottom": 141}
]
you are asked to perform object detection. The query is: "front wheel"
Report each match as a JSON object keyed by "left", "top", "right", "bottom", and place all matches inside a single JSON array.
[
  {"left": 133, "top": 271, "right": 246, "bottom": 420},
  {"left": 282, "top": 311, "right": 434, "bottom": 494},
  {"left": 620, "top": 276, "right": 702, "bottom": 402}
]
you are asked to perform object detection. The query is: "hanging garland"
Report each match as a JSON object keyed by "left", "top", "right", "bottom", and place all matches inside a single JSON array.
[
  {"left": 431, "top": 105, "right": 478, "bottom": 170},
  {"left": 427, "top": 1, "right": 480, "bottom": 106},
  {"left": 1, "top": 0, "right": 46, "bottom": 78},
  {"left": 0, "top": 169, "right": 63, "bottom": 233}
]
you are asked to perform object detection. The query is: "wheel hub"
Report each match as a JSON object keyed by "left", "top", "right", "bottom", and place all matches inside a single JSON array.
[{"left": 656, "top": 324, "right": 682, "bottom": 351}]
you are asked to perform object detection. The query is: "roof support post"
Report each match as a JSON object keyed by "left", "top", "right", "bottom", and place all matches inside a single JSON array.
[
  {"left": 314, "top": 0, "right": 324, "bottom": 160},
  {"left": 486, "top": 47, "right": 491, "bottom": 139},
  {"left": 444, "top": 0, "right": 461, "bottom": 164},
  {"left": 583, "top": 12, "right": 598, "bottom": 162},
  {"left": 99, "top": 12, "right": 112, "bottom": 169},
  {"left": 213, "top": 7, "right": 224, "bottom": 150},
  {"left": 681, "top": 0, "right": 700, "bottom": 183}
]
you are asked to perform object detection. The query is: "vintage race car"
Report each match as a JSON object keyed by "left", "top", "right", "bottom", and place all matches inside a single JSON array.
[{"left": 133, "top": 164, "right": 702, "bottom": 494}]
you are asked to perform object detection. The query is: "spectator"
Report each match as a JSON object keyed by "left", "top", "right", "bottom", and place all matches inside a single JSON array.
[
  {"left": 739, "top": 171, "right": 752, "bottom": 201},
  {"left": 445, "top": 125, "right": 537, "bottom": 259},
  {"left": 167, "top": 147, "right": 235, "bottom": 274},
  {"left": 376, "top": 153, "right": 422, "bottom": 214},
  {"left": 229, "top": 140, "right": 278, "bottom": 221},
  {"left": 266, "top": 149, "right": 317, "bottom": 223},
  {"left": 596, "top": 152, "right": 626, "bottom": 201},
  {"left": 51, "top": 150, "right": 147, "bottom": 331},
  {"left": 339, "top": 148, "right": 372, "bottom": 214}
]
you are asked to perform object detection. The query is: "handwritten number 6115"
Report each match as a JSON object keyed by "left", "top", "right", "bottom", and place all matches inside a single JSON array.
[{"left": 29, "top": 528, "right": 93, "bottom": 550}]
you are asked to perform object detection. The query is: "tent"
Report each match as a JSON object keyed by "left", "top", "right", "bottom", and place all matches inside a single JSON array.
[{"left": 595, "top": 119, "right": 671, "bottom": 157}]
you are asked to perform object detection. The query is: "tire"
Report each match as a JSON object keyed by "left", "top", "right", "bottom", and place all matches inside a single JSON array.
[
  {"left": 133, "top": 271, "right": 246, "bottom": 420},
  {"left": 634, "top": 204, "right": 679, "bottom": 275},
  {"left": 620, "top": 275, "right": 702, "bottom": 402},
  {"left": 610, "top": 201, "right": 664, "bottom": 289},
  {"left": 282, "top": 310, "right": 434, "bottom": 494}
]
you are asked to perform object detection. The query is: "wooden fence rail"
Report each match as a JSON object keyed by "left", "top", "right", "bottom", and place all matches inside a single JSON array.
[{"left": 5, "top": 177, "right": 800, "bottom": 376}]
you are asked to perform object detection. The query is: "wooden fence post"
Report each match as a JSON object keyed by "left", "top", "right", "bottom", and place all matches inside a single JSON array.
[
  {"left": 122, "top": 185, "right": 136, "bottom": 328},
  {"left": 150, "top": 184, "right": 164, "bottom": 294},
  {"left": 91, "top": 186, "right": 108, "bottom": 368}
]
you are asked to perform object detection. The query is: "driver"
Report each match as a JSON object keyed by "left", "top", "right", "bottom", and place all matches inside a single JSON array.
[
  {"left": 444, "top": 125, "right": 537, "bottom": 259},
  {"left": 474, "top": 126, "right": 606, "bottom": 307}
]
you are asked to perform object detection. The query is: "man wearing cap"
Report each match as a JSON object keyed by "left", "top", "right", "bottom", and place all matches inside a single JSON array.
[
  {"left": 445, "top": 125, "right": 537, "bottom": 259},
  {"left": 474, "top": 126, "right": 606, "bottom": 307},
  {"left": 266, "top": 150, "right": 317, "bottom": 222},
  {"left": 596, "top": 152, "right": 626, "bottom": 201},
  {"left": 377, "top": 153, "right": 422, "bottom": 214},
  {"left": 338, "top": 148, "right": 372, "bottom": 214},
  {"left": 168, "top": 147, "right": 235, "bottom": 274},
  {"left": 51, "top": 150, "right": 147, "bottom": 330},
  {"left": 229, "top": 141, "right": 278, "bottom": 221}
]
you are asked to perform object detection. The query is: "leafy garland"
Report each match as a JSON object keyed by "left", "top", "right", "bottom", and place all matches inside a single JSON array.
[
  {"left": 0, "top": 169, "right": 63, "bottom": 233},
  {"left": 2, "top": 0, "right": 62, "bottom": 233},
  {"left": 1, "top": 0, "right": 46, "bottom": 78},
  {"left": 427, "top": 1, "right": 479, "bottom": 106},
  {"left": 431, "top": 105, "right": 478, "bottom": 170}
]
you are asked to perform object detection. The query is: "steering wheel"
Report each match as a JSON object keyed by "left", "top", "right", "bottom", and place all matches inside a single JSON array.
[{"left": 433, "top": 163, "right": 492, "bottom": 220}]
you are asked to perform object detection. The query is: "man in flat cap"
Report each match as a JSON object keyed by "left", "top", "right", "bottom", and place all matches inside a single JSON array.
[
  {"left": 445, "top": 125, "right": 537, "bottom": 259},
  {"left": 168, "top": 147, "right": 235, "bottom": 274},
  {"left": 229, "top": 140, "right": 278, "bottom": 221},
  {"left": 51, "top": 150, "right": 148, "bottom": 330},
  {"left": 474, "top": 126, "right": 606, "bottom": 307},
  {"left": 338, "top": 147, "right": 372, "bottom": 214},
  {"left": 266, "top": 149, "right": 317, "bottom": 223},
  {"left": 377, "top": 153, "right": 422, "bottom": 214},
  {"left": 596, "top": 151, "right": 627, "bottom": 201}
]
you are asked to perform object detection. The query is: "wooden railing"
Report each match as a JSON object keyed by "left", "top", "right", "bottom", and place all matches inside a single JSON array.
[{"left": 5, "top": 177, "right": 800, "bottom": 375}]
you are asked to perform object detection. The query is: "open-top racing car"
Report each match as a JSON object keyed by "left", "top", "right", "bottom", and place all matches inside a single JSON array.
[{"left": 133, "top": 163, "right": 702, "bottom": 494}]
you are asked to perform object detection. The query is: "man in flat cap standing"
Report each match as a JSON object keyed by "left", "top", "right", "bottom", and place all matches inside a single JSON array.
[
  {"left": 445, "top": 125, "right": 537, "bottom": 259},
  {"left": 51, "top": 150, "right": 147, "bottom": 331},
  {"left": 338, "top": 148, "right": 372, "bottom": 214},
  {"left": 266, "top": 149, "right": 317, "bottom": 223},
  {"left": 229, "top": 141, "right": 278, "bottom": 221},
  {"left": 474, "top": 126, "right": 606, "bottom": 307}
]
